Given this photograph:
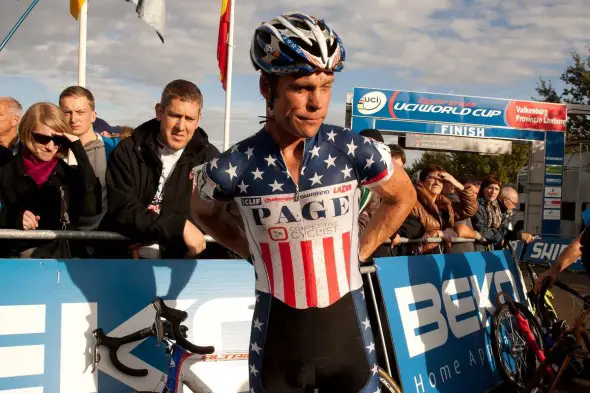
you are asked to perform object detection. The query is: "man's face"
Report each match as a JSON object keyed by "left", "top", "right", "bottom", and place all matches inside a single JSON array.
[
  {"left": 501, "top": 193, "right": 518, "bottom": 212},
  {"left": 269, "top": 72, "right": 334, "bottom": 139},
  {"left": 60, "top": 96, "right": 96, "bottom": 137},
  {"left": 0, "top": 102, "right": 19, "bottom": 136},
  {"left": 156, "top": 98, "right": 201, "bottom": 151}
]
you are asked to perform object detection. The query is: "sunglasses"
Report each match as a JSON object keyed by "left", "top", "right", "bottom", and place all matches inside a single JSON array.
[{"left": 31, "top": 132, "right": 69, "bottom": 146}]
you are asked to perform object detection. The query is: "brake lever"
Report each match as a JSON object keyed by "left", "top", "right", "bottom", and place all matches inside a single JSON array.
[
  {"left": 91, "top": 341, "right": 101, "bottom": 373},
  {"left": 153, "top": 302, "right": 165, "bottom": 345}
]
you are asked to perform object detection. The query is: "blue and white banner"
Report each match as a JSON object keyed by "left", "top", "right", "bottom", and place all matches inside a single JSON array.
[
  {"left": 0, "top": 258, "right": 255, "bottom": 393},
  {"left": 376, "top": 251, "right": 526, "bottom": 393},
  {"left": 520, "top": 237, "right": 584, "bottom": 272},
  {"left": 352, "top": 88, "right": 567, "bottom": 133}
]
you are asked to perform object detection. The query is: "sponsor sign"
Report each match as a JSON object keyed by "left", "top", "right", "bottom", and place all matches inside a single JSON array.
[
  {"left": 376, "top": 251, "right": 525, "bottom": 393},
  {"left": 544, "top": 177, "right": 562, "bottom": 185},
  {"left": 357, "top": 91, "right": 387, "bottom": 115},
  {"left": 543, "top": 132, "right": 566, "bottom": 234},
  {"left": 352, "top": 88, "right": 567, "bottom": 132},
  {"left": 544, "top": 187, "right": 562, "bottom": 198},
  {"left": 405, "top": 134, "right": 512, "bottom": 154},
  {"left": 546, "top": 165, "right": 563, "bottom": 175},
  {"left": 544, "top": 198, "right": 561, "bottom": 209},
  {"left": 521, "top": 238, "right": 585, "bottom": 271},
  {"left": 0, "top": 258, "right": 254, "bottom": 393},
  {"left": 543, "top": 209, "right": 561, "bottom": 220}
]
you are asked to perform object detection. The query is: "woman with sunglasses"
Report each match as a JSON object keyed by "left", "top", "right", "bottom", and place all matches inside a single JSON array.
[{"left": 0, "top": 102, "right": 100, "bottom": 258}]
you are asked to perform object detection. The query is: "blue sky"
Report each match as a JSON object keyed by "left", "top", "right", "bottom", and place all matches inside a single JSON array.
[{"left": 1, "top": 0, "right": 588, "bottom": 164}]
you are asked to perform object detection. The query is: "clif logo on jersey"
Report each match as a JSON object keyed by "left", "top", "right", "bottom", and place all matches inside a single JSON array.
[{"left": 357, "top": 91, "right": 387, "bottom": 115}]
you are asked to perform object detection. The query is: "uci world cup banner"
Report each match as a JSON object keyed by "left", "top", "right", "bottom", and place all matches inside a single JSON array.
[{"left": 352, "top": 88, "right": 567, "bottom": 132}]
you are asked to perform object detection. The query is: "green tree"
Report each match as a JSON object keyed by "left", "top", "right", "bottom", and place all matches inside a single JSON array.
[
  {"left": 535, "top": 49, "right": 590, "bottom": 142},
  {"left": 408, "top": 144, "right": 529, "bottom": 185}
]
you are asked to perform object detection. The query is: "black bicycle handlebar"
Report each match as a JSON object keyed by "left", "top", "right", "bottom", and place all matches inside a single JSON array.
[
  {"left": 152, "top": 298, "right": 215, "bottom": 355},
  {"left": 92, "top": 326, "right": 154, "bottom": 376},
  {"left": 92, "top": 297, "right": 215, "bottom": 377}
]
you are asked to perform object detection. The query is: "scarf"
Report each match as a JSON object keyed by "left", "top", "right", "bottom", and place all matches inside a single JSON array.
[
  {"left": 485, "top": 199, "right": 503, "bottom": 229},
  {"left": 22, "top": 148, "right": 59, "bottom": 188}
]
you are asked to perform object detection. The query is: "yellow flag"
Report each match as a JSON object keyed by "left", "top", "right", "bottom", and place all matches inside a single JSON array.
[{"left": 70, "top": 0, "right": 86, "bottom": 20}]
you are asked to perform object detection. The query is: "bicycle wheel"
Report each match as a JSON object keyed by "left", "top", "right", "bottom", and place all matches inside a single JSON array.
[
  {"left": 491, "top": 302, "right": 545, "bottom": 392},
  {"left": 379, "top": 367, "right": 403, "bottom": 393}
]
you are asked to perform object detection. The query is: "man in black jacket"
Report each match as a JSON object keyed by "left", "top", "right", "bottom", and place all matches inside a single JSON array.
[{"left": 106, "top": 79, "right": 221, "bottom": 259}]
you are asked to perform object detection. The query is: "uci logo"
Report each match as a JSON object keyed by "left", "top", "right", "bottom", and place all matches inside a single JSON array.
[{"left": 357, "top": 91, "right": 387, "bottom": 115}]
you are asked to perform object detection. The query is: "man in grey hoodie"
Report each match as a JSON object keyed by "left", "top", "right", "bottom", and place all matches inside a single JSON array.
[{"left": 59, "top": 86, "right": 118, "bottom": 234}]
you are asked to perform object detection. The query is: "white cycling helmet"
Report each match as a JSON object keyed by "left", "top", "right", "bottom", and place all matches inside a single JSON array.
[{"left": 250, "top": 12, "right": 346, "bottom": 75}]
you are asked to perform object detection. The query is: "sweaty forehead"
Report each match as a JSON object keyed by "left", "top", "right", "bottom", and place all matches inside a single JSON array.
[{"left": 292, "top": 72, "right": 335, "bottom": 84}]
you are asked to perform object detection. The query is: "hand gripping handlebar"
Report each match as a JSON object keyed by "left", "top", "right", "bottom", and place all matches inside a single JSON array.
[{"left": 92, "top": 297, "right": 215, "bottom": 377}]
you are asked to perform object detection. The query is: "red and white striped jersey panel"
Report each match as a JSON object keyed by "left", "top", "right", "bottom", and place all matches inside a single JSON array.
[{"left": 257, "top": 232, "right": 363, "bottom": 308}]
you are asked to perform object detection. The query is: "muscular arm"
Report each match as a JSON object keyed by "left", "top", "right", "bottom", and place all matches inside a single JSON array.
[
  {"left": 190, "top": 188, "right": 250, "bottom": 258},
  {"left": 553, "top": 234, "right": 582, "bottom": 273},
  {"left": 359, "top": 162, "right": 417, "bottom": 261}
]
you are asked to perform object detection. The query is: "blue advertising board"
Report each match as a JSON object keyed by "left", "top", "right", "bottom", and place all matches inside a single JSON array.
[
  {"left": 376, "top": 251, "right": 526, "bottom": 393},
  {"left": 351, "top": 87, "right": 568, "bottom": 236},
  {"left": 519, "top": 237, "right": 585, "bottom": 272},
  {"left": 542, "top": 133, "right": 566, "bottom": 235},
  {"left": 0, "top": 258, "right": 255, "bottom": 393}
]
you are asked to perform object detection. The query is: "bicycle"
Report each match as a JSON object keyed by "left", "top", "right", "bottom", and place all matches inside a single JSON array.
[
  {"left": 489, "top": 240, "right": 566, "bottom": 392},
  {"left": 523, "top": 279, "right": 590, "bottom": 393},
  {"left": 92, "top": 292, "right": 402, "bottom": 393},
  {"left": 91, "top": 297, "right": 216, "bottom": 393}
]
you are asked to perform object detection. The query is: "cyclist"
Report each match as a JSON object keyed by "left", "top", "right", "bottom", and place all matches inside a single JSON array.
[{"left": 191, "top": 11, "right": 416, "bottom": 393}]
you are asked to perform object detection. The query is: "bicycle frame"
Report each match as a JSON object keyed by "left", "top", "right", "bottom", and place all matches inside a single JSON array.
[
  {"left": 360, "top": 264, "right": 394, "bottom": 378},
  {"left": 164, "top": 342, "right": 212, "bottom": 393}
]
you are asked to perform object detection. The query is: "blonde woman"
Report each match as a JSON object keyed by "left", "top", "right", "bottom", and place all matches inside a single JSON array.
[{"left": 0, "top": 102, "right": 100, "bottom": 258}]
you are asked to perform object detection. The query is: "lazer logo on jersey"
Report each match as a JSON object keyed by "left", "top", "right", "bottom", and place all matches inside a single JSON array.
[
  {"left": 333, "top": 184, "right": 352, "bottom": 194},
  {"left": 251, "top": 196, "right": 350, "bottom": 226},
  {"left": 395, "top": 269, "right": 519, "bottom": 358}
]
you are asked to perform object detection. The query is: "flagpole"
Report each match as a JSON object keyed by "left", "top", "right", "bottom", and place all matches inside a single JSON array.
[
  {"left": 78, "top": 0, "right": 88, "bottom": 87},
  {"left": 222, "top": 0, "right": 235, "bottom": 151}
]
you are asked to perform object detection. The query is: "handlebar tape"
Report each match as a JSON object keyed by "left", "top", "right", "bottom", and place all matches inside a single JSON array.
[{"left": 94, "top": 326, "right": 153, "bottom": 377}]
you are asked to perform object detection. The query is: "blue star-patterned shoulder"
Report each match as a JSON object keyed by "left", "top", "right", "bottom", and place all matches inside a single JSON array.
[
  {"left": 318, "top": 124, "right": 393, "bottom": 187},
  {"left": 198, "top": 136, "right": 260, "bottom": 202}
]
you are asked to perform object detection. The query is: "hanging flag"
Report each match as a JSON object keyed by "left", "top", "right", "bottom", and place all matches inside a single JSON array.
[
  {"left": 217, "top": 0, "right": 231, "bottom": 90},
  {"left": 126, "top": 0, "right": 166, "bottom": 43},
  {"left": 70, "top": 0, "right": 86, "bottom": 20}
]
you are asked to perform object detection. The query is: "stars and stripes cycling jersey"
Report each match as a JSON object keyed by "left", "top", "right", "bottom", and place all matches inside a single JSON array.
[{"left": 195, "top": 124, "right": 394, "bottom": 309}]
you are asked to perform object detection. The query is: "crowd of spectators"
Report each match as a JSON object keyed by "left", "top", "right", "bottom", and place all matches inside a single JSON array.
[
  {"left": 0, "top": 80, "right": 240, "bottom": 259},
  {"left": 358, "top": 129, "right": 535, "bottom": 258},
  {"left": 0, "top": 86, "right": 532, "bottom": 260}
]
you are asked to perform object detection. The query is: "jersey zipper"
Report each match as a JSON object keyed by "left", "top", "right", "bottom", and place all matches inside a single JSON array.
[{"left": 278, "top": 150, "right": 301, "bottom": 202}]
